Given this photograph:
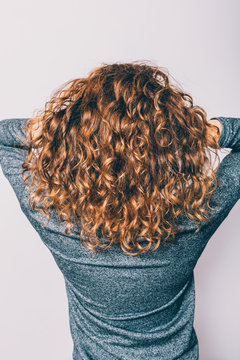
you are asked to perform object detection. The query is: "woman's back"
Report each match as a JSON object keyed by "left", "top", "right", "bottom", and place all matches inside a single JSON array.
[
  {"left": 1, "top": 116, "right": 239, "bottom": 359},
  {"left": 0, "top": 63, "right": 240, "bottom": 359}
]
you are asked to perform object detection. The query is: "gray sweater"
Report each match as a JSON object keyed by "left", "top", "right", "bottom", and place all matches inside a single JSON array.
[{"left": 0, "top": 116, "right": 239, "bottom": 360}]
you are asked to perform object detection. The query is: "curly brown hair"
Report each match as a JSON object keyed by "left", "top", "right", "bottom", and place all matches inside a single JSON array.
[{"left": 21, "top": 61, "right": 221, "bottom": 256}]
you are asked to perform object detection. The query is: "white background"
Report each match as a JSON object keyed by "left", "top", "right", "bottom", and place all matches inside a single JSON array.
[{"left": 0, "top": 0, "right": 239, "bottom": 359}]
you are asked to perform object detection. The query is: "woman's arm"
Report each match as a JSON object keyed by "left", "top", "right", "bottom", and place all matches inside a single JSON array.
[
  {"left": 0, "top": 118, "right": 29, "bottom": 149},
  {"left": 0, "top": 118, "right": 30, "bottom": 204},
  {"left": 209, "top": 117, "right": 240, "bottom": 151}
]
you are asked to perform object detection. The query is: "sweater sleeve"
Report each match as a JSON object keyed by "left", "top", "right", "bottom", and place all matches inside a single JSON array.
[
  {"left": 0, "top": 118, "right": 30, "bottom": 204},
  {"left": 207, "top": 117, "right": 240, "bottom": 216}
]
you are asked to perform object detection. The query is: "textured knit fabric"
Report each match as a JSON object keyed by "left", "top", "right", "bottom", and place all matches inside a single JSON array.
[{"left": 0, "top": 116, "right": 240, "bottom": 360}]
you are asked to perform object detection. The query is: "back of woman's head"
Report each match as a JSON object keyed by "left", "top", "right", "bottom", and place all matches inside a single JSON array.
[{"left": 22, "top": 61, "right": 221, "bottom": 256}]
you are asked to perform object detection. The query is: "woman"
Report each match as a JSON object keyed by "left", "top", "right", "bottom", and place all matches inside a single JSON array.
[{"left": 0, "top": 62, "right": 239, "bottom": 359}]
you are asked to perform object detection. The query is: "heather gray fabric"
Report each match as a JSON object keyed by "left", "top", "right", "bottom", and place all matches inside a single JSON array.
[{"left": 0, "top": 116, "right": 239, "bottom": 360}]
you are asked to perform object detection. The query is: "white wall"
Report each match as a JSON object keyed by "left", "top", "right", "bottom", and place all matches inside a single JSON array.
[{"left": 0, "top": 0, "right": 239, "bottom": 359}]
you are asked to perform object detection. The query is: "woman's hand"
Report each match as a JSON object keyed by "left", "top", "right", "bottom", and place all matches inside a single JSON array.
[
  {"left": 31, "top": 118, "right": 43, "bottom": 140},
  {"left": 206, "top": 119, "right": 223, "bottom": 147}
]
